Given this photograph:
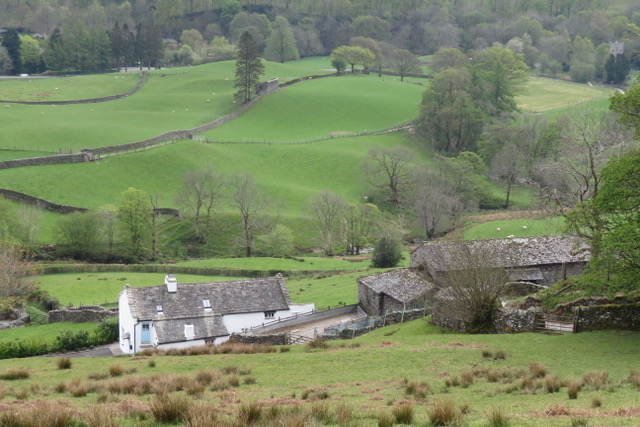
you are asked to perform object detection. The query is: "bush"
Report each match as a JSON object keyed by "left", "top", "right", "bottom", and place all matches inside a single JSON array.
[
  {"left": 150, "top": 394, "right": 190, "bottom": 423},
  {"left": 93, "top": 316, "right": 119, "bottom": 345},
  {"left": 371, "top": 236, "right": 402, "bottom": 268},
  {"left": 428, "top": 399, "right": 460, "bottom": 426},
  {"left": 55, "top": 330, "right": 91, "bottom": 352},
  {"left": 57, "top": 357, "right": 72, "bottom": 369},
  {"left": 392, "top": 403, "right": 413, "bottom": 424}
]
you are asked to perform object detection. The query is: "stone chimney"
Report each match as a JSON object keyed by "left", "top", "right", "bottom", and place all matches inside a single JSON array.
[{"left": 165, "top": 274, "right": 177, "bottom": 293}]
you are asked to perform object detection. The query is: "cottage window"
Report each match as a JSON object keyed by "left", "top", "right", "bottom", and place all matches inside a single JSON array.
[{"left": 264, "top": 311, "right": 276, "bottom": 319}]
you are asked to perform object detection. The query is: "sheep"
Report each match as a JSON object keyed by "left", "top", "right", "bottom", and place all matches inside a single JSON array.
[
  {"left": 507, "top": 234, "right": 515, "bottom": 238},
  {"left": 522, "top": 225, "right": 528, "bottom": 230},
  {"left": 496, "top": 227, "right": 501, "bottom": 232}
]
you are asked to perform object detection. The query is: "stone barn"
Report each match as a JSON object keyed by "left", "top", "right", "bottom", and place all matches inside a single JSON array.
[
  {"left": 358, "top": 268, "right": 436, "bottom": 316},
  {"left": 411, "top": 234, "right": 590, "bottom": 287}
]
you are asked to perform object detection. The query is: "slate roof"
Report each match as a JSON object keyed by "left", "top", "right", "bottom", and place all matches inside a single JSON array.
[
  {"left": 412, "top": 235, "right": 590, "bottom": 275},
  {"left": 125, "top": 276, "right": 291, "bottom": 320},
  {"left": 359, "top": 268, "right": 435, "bottom": 304}
]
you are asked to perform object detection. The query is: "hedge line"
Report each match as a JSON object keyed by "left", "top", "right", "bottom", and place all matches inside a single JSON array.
[
  {"left": 0, "top": 317, "right": 117, "bottom": 359},
  {"left": 36, "top": 263, "right": 356, "bottom": 278}
]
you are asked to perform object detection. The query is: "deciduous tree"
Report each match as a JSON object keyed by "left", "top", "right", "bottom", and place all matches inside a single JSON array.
[
  {"left": 0, "top": 241, "right": 36, "bottom": 300},
  {"left": 364, "top": 146, "right": 415, "bottom": 208},
  {"left": 232, "top": 174, "right": 274, "bottom": 257},
  {"left": 118, "top": 187, "right": 152, "bottom": 258},
  {"left": 177, "top": 168, "right": 225, "bottom": 244},
  {"left": 330, "top": 45, "right": 374, "bottom": 73},
  {"left": 264, "top": 16, "right": 299, "bottom": 63},
  {"left": 392, "top": 48, "right": 421, "bottom": 81},
  {"left": 309, "top": 190, "right": 347, "bottom": 256}
]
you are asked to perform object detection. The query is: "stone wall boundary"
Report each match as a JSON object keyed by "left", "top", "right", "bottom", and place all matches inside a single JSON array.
[
  {"left": 0, "top": 188, "right": 89, "bottom": 214},
  {"left": 0, "top": 72, "right": 148, "bottom": 105},
  {"left": 574, "top": 303, "right": 640, "bottom": 332},
  {"left": 229, "top": 333, "right": 288, "bottom": 346},
  {"left": 48, "top": 305, "right": 118, "bottom": 324}
]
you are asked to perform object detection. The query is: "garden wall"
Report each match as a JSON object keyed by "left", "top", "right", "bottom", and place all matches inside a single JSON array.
[
  {"left": 229, "top": 333, "right": 288, "bottom": 346},
  {"left": 431, "top": 308, "right": 537, "bottom": 334},
  {"left": 0, "top": 311, "right": 29, "bottom": 331},
  {"left": 48, "top": 305, "right": 117, "bottom": 323},
  {"left": 574, "top": 303, "right": 640, "bottom": 332}
]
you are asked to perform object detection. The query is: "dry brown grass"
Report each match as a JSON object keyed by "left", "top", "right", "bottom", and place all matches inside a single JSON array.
[
  {"left": 582, "top": 370, "right": 609, "bottom": 390},
  {"left": 84, "top": 404, "right": 120, "bottom": 427},
  {"left": 529, "top": 362, "right": 548, "bottom": 378},
  {"left": 0, "top": 400, "right": 76, "bottom": 426},
  {"left": 141, "top": 342, "right": 276, "bottom": 356},
  {"left": 428, "top": 398, "right": 462, "bottom": 426}
]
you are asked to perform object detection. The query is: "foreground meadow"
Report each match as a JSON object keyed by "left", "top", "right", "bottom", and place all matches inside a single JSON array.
[{"left": 0, "top": 320, "right": 638, "bottom": 426}]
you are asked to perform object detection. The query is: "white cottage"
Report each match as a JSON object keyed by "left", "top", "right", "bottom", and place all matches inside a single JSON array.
[{"left": 118, "top": 274, "right": 313, "bottom": 354}]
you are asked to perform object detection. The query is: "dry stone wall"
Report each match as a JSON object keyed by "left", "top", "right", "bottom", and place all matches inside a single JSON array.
[{"left": 48, "top": 306, "right": 117, "bottom": 323}]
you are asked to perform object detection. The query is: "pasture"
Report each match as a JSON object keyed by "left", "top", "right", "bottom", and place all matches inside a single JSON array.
[
  {"left": 463, "top": 216, "right": 565, "bottom": 240},
  {"left": 202, "top": 74, "right": 426, "bottom": 142},
  {"left": 34, "top": 250, "right": 412, "bottom": 307},
  {"left": 0, "top": 319, "right": 638, "bottom": 426},
  {"left": 0, "top": 74, "right": 140, "bottom": 102},
  {"left": 517, "top": 76, "right": 612, "bottom": 113}
]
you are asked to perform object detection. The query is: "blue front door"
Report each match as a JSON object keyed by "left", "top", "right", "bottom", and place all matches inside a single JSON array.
[{"left": 141, "top": 323, "right": 151, "bottom": 343}]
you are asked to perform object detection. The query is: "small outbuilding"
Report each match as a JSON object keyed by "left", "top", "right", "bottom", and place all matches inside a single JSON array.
[
  {"left": 118, "top": 274, "right": 314, "bottom": 354},
  {"left": 358, "top": 268, "right": 436, "bottom": 316}
]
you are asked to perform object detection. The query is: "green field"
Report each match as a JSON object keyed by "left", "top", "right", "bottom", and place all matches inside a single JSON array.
[
  {"left": 517, "top": 77, "right": 612, "bottom": 113},
  {"left": 0, "top": 321, "right": 95, "bottom": 343},
  {"left": 0, "top": 74, "right": 140, "bottom": 102},
  {"left": 463, "top": 216, "right": 565, "bottom": 240},
  {"left": 0, "top": 320, "right": 638, "bottom": 426}
]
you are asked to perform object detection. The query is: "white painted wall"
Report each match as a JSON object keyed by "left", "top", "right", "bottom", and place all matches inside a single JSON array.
[
  {"left": 223, "top": 309, "right": 293, "bottom": 333},
  {"left": 290, "top": 303, "right": 315, "bottom": 314},
  {"left": 118, "top": 288, "right": 136, "bottom": 354}
]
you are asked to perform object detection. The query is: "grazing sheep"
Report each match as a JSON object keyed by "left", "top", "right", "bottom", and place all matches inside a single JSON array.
[
  {"left": 507, "top": 234, "right": 515, "bottom": 238},
  {"left": 522, "top": 225, "right": 528, "bottom": 230},
  {"left": 496, "top": 227, "right": 501, "bottom": 232}
]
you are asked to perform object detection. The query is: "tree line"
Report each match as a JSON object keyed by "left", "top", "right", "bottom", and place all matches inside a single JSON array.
[{"left": 1, "top": 0, "right": 639, "bottom": 80}]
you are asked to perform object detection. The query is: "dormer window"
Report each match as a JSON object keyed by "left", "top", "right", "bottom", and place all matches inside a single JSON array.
[
  {"left": 203, "top": 299, "right": 211, "bottom": 311},
  {"left": 156, "top": 305, "right": 163, "bottom": 314}
]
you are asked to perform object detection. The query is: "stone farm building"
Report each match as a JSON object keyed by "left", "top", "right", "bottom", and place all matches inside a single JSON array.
[
  {"left": 118, "top": 274, "right": 314, "bottom": 354},
  {"left": 358, "top": 268, "right": 436, "bottom": 316},
  {"left": 411, "top": 234, "right": 590, "bottom": 286}
]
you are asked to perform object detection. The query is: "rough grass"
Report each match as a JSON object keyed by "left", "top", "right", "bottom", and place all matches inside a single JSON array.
[{"left": 0, "top": 322, "right": 638, "bottom": 426}]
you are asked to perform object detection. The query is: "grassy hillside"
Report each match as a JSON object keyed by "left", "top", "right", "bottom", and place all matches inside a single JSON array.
[
  {"left": 517, "top": 77, "right": 612, "bottom": 113},
  {"left": 0, "top": 320, "right": 638, "bottom": 426},
  {"left": 203, "top": 74, "right": 426, "bottom": 142},
  {"left": 0, "top": 61, "right": 333, "bottom": 156}
]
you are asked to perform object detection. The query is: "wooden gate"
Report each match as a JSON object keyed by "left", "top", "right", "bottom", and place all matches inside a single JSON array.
[{"left": 533, "top": 313, "right": 576, "bottom": 334}]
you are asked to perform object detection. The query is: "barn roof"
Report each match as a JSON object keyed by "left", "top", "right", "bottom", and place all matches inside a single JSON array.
[
  {"left": 359, "top": 268, "right": 435, "bottom": 304},
  {"left": 411, "top": 234, "right": 590, "bottom": 274}
]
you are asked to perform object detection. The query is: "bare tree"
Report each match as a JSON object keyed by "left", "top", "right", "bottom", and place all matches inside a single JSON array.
[
  {"left": 364, "top": 147, "right": 415, "bottom": 208},
  {"left": 431, "top": 243, "right": 509, "bottom": 333},
  {"left": 232, "top": 174, "right": 275, "bottom": 257},
  {"left": 342, "top": 203, "right": 379, "bottom": 255},
  {"left": 97, "top": 204, "right": 118, "bottom": 252},
  {"left": 0, "top": 241, "right": 36, "bottom": 300},
  {"left": 309, "top": 190, "right": 346, "bottom": 256},
  {"left": 16, "top": 205, "right": 43, "bottom": 246},
  {"left": 414, "top": 165, "right": 464, "bottom": 239},
  {"left": 536, "top": 108, "right": 634, "bottom": 212},
  {"left": 177, "top": 168, "right": 225, "bottom": 243}
]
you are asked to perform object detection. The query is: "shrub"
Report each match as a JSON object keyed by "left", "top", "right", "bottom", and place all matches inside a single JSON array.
[
  {"left": 55, "top": 330, "right": 91, "bottom": 352},
  {"left": 148, "top": 359, "right": 156, "bottom": 368},
  {"left": 243, "top": 376, "right": 257, "bottom": 385},
  {"left": 571, "top": 416, "right": 590, "bottom": 426},
  {"left": 583, "top": 371, "right": 609, "bottom": 389},
  {"left": 185, "top": 401, "right": 219, "bottom": 427},
  {"left": 377, "top": 411, "right": 394, "bottom": 427},
  {"left": 279, "top": 346, "right": 290, "bottom": 353},
  {"left": 93, "top": 316, "right": 119, "bottom": 345},
  {"left": 57, "top": 357, "right": 72, "bottom": 370},
  {"left": 392, "top": 403, "right": 413, "bottom": 424},
  {"left": 108, "top": 365, "right": 124, "bottom": 377},
  {"left": 405, "top": 380, "right": 430, "bottom": 399},
  {"left": 305, "top": 337, "right": 329, "bottom": 350},
  {"left": 428, "top": 399, "right": 460, "bottom": 426},
  {"left": 460, "top": 370, "right": 474, "bottom": 388},
  {"left": 227, "top": 375, "right": 240, "bottom": 387},
  {"left": 545, "top": 375, "right": 561, "bottom": 393},
  {"left": 568, "top": 381, "right": 580, "bottom": 399},
  {"left": 627, "top": 369, "right": 640, "bottom": 389},
  {"left": 0, "top": 368, "right": 30, "bottom": 380},
  {"left": 150, "top": 394, "right": 190, "bottom": 423},
  {"left": 486, "top": 406, "right": 510, "bottom": 427},
  {"left": 237, "top": 402, "right": 263, "bottom": 425},
  {"left": 591, "top": 396, "right": 602, "bottom": 408},
  {"left": 493, "top": 350, "right": 507, "bottom": 360},
  {"left": 85, "top": 405, "right": 119, "bottom": 427},
  {"left": 482, "top": 350, "right": 493, "bottom": 358},
  {"left": 529, "top": 362, "right": 548, "bottom": 378},
  {"left": 310, "top": 402, "right": 331, "bottom": 423},
  {"left": 334, "top": 403, "right": 353, "bottom": 426},
  {"left": 371, "top": 236, "right": 402, "bottom": 268}
]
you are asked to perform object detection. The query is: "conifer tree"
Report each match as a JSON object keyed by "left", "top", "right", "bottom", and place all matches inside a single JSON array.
[{"left": 234, "top": 31, "right": 264, "bottom": 104}]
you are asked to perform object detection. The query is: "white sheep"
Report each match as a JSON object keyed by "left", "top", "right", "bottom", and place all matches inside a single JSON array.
[
  {"left": 522, "top": 225, "right": 528, "bottom": 230},
  {"left": 507, "top": 234, "right": 515, "bottom": 238},
  {"left": 496, "top": 227, "right": 501, "bottom": 232}
]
